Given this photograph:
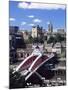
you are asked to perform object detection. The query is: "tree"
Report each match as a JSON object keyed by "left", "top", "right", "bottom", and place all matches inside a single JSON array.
[
  {"left": 28, "top": 35, "right": 33, "bottom": 43},
  {"left": 47, "top": 34, "right": 65, "bottom": 44},
  {"left": 44, "top": 36, "right": 47, "bottom": 40},
  {"left": 9, "top": 69, "right": 26, "bottom": 89},
  {"left": 47, "top": 36, "right": 56, "bottom": 44},
  {"left": 33, "top": 37, "right": 44, "bottom": 44},
  {"left": 55, "top": 33, "right": 64, "bottom": 42}
]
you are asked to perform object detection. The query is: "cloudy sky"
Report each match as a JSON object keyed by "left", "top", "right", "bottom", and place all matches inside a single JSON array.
[{"left": 9, "top": 1, "right": 66, "bottom": 30}]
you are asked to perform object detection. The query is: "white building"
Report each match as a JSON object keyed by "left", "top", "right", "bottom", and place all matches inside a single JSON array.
[
  {"left": 32, "top": 25, "right": 43, "bottom": 38},
  {"left": 52, "top": 42, "right": 61, "bottom": 54}
]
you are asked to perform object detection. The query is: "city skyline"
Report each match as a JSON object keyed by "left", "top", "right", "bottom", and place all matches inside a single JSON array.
[{"left": 9, "top": 1, "right": 66, "bottom": 31}]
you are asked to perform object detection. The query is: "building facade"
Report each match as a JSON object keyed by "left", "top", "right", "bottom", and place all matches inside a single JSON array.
[
  {"left": 9, "top": 26, "right": 26, "bottom": 63},
  {"left": 32, "top": 25, "right": 43, "bottom": 38}
]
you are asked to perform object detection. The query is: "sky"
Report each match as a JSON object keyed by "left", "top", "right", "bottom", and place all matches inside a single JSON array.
[{"left": 9, "top": 1, "right": 66, "bottom": 31}]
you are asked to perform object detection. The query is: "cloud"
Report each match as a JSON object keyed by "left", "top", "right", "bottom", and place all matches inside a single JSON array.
[
  {"left": 28, "top": 23, "right": 34, "bottom": 26},
  {"left": 21, "top": 22, "right": 26, "bottom": 25},
  {"left": 10, "top": 18, "right": 15, "bottom": 21},
  {"left": 33, "top": 19, "right": 42, "bottom": 23},
  {"left": 18, "top": 2, "right": 65, "bottom": 10},
  {"left": 47, "top": 21, "right": 51, "bottom": 25},
  {"left": 28, "top": 15, "right": 34, "bottom": 18},
  {"left": 18, "top": 2, "right": 29, "bottom": 9}
]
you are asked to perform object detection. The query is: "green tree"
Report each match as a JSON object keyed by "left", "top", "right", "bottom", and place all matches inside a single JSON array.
[
  {"left": 28, "top": 35, "right": 33, "bottom": 43},
  {"left": 47, "top": 34, "right": 65, "bottom": 44},
  {"left": 33, "top": 37, "right": 44, "bottom": 44},
  {"left": 9, "top": 69, "right": 26, "bottom": 89},
  {"left": 47, "top": 36, "right": 56, "bottom": 44},
  {"left": 55, "top": 33, "right": 64, "bottom": 42}
]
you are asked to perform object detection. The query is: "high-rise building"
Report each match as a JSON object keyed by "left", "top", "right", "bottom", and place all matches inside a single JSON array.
[
  {"left": 9, "top": 26, "right": 19, "bottom": 63},
  {"left": 48, "top": 22, "right": 53, "bottom": 33},
  {"left": 47, "top": 22, "right": 53, "bottom": 40},
  {"left": 9, "top": 26, "right": 19, "bottom": 49},
  {"left": 9, "top": 26, "right": 19, "bottom": 35},
  {"left": 32, "top": 25, "right": 43, "bottom": 38},
  {"left": 9, "top": 26, "right": 26, "bottom": 63}
]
